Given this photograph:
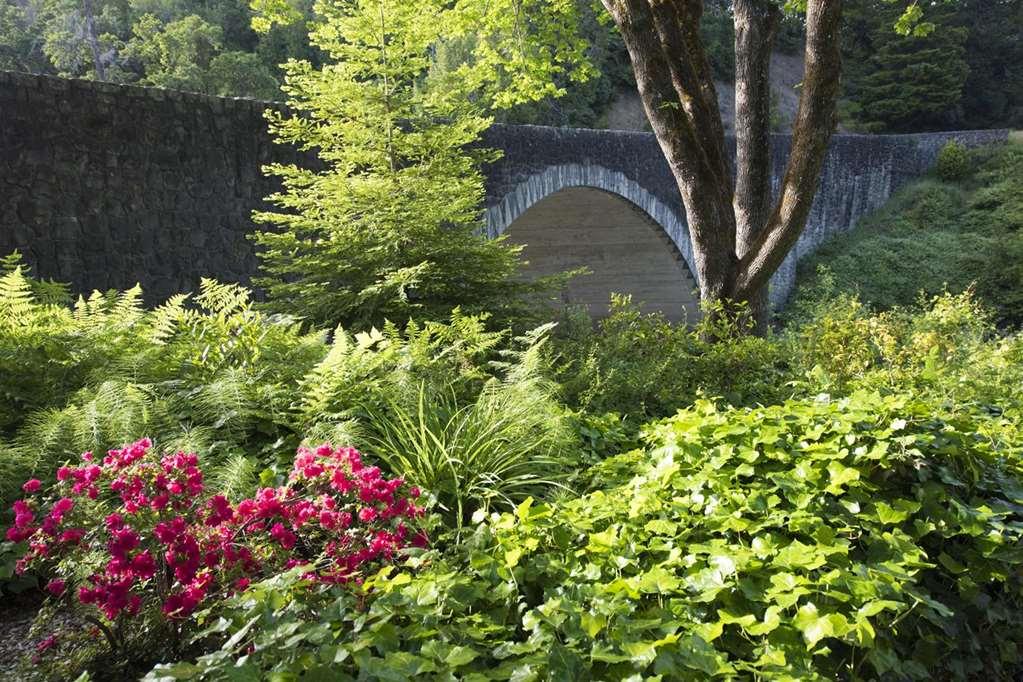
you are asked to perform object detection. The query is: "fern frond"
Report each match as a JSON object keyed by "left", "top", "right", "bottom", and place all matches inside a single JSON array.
[
  {"left": 109, "top": 284, "right": 146, "bottom": 327},
  {"left": 148, "top": 293, "right": 190, "bottom": 344},
  {"left": 206, "top": 454, "right": 261, "bottom": 499},
  {"left": 196, "top": 279, "right": 253, "bottom": 316},
  {"left": 0, "top": 267, "right": 38, "bottom": 329}
]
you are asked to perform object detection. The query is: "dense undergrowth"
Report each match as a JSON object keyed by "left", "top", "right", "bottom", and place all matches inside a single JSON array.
[
  {"left": 3, "top": 267, "right": 1022, "bottom": 680},
  {"left": 792, "top": 140, "right": 1023, "bottom": 326},
  {"left": 3, "top": 166, "right": 1023, "bottom": 679},
  {"left": 151, "top": 393, "right": 1023, "bottom": 681}
]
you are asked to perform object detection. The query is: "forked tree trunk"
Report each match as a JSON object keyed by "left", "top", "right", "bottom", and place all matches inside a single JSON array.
[
  {"left": 733, "top": 0, "right": 780, "bottom": 331},
  {"left": 600, "top": 0, "right": 844, "bottom": 334}
]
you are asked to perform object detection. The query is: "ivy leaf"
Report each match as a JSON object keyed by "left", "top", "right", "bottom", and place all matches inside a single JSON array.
[{"left": 826, "top": 460, "right": 860, "bottom": 494}]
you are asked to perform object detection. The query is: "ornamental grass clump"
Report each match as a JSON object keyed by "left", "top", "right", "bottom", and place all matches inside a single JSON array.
[{"left": 6, "top": 438, "right": 424, "bottom": 676}]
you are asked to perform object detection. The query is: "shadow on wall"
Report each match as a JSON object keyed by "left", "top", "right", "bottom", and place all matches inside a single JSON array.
[{"left": 503, "top": 186, "right": 701, "bottom": 323}]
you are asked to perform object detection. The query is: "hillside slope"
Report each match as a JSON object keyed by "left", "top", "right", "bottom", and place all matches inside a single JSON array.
[
  {"left": 789, "top": 140, "right": 1023, "bottom": 326},
  {"left": 604, "top": 51, "right": 805, "bottom": 134}
]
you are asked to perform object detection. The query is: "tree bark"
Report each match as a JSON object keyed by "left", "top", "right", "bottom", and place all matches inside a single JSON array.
[
  {"left": 733, "top": 0, "right": 780, "bottom": 331},
  {"left": 600, "top": 0, "right": 844, "bottom": 335},
  {"left": 601, "top": 0, "right": 738, "bottom": 303},
  {"left": 82, "top": 0, "right": 106, "bottom": 81},
  {"left": 734, "top": 0, "right": 843, "bottom": 300}
]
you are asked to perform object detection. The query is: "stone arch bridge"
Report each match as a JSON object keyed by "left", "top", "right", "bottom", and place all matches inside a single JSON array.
[{"left": 0, "top": 71, "right": 1007, "bottom": 319}]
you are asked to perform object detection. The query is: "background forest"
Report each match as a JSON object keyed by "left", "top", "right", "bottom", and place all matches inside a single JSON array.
[{"left": 1, "top": 0, "right": 1020, "bottom": 131}]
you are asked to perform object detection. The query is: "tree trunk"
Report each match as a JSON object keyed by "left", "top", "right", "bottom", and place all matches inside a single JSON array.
[
  {"left": 600, "top": 0, "right": 844, "bottom": 335},
  {"left": 733, "top": 0, "right": 780, "bottom": 332},
  {"left": 82, "top": 0, "right": 106, "bottom": 81}
]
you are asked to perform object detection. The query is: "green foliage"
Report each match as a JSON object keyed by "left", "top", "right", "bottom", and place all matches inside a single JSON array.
[
  {"left": 0, "top": 540, "right": 36, "bottom": 595},
  {"left": 554, "top": 296, "right": 788, "bottom": 420},
  {"left": 786, "top": 288, "right": 1005, "bottom": 400},
  {"left": 123, "top": 14, "right": 224, "bottom": 90},
  {"left": 6, "top": 0, "right": 304, "bottom": 98},
  {"left": 935, "top": 140, "right": 971, "bottom": 182},
  {"left": 840, "top": 0, "right": 1023, "bottom": 132},
  {"left": 362, "top": 367, "right": 574, "bottom": 531},
  {"left": 295, "top": 313, "right": 505, "bottom": 435},
  {"left": 857, "top": 9, "right": 969, "bottom": 133},
  {"left": 149, "top": 391, "right": 1023, "bottom": 680},
  {"left": 0, "top": 259, "right": 579, "bottom": 522},
  {"left": 572, "top": 411, "right": 641, "bottom": 469},
  {"left": 0, "top": 269, "right": 325, "bottom": 508},
  {"left": 792, "top": 141, "right": 1023, "bottom": 326},
  {"left": 490, "top": 0, "right": 632, "bottom": 128},
  {"left": 118, "top": 13, "right": 280, "bottom": 98},
  {"left": 251, "top": 0, "right": 590, "bottom": 330}
]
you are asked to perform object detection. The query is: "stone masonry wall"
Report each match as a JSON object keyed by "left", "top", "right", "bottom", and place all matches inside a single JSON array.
[
  {"left": 0, "top": 71, "right": 299, "bottom": 302},
  {"left": 0, "top": 70, "right": 1010, "bottom": 305},
  {"left": 483, "top": 125, "right": 1009, "bottom": 306}
]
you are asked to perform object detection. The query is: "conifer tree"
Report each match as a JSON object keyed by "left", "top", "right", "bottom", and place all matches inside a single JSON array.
[
  {"left": 854, "top": 3, "right": 968, "bottom": 132},
  {"left": 249, "top": 0, "right": 590, "bottom": 329}
]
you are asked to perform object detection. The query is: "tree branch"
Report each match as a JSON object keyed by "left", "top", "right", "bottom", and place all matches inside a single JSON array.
[
  {"left": 733, "top": 0, "right": 780, "bottom": 256},
  {"left": 602, "top": 0, "right": 738, "bottom": 298},
  {"left": 734, "top": 0, "right": 842, "bottom": 299}
]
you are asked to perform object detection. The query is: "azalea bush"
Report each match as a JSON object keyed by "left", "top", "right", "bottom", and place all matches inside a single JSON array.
[
  {"left": 7, "top": 439, "right": 424, "bottom": 679},
  {"left": 151, "top": 393, "right": 1023, "bottom": 680}
]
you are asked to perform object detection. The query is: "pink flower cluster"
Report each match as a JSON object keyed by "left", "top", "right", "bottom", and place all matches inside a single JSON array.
[{"left": 7, "top": 439, "right": 426, "bottom": 633}]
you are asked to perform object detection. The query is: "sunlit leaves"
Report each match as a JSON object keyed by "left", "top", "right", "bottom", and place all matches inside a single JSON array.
[{"left": 162, "top": 391, "right": 1023, "bottom": 679}]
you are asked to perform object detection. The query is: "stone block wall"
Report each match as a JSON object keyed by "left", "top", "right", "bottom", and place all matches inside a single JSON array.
[
  {"left": 0, "top": 70, "right": 1010, "bottom": 307},
  {"left": 0, "top": 71, "right": 298, "bottom": 302}
]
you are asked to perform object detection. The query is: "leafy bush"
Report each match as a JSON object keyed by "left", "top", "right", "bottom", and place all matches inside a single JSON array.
[
  {"left": 0, "top": 268, "right": 324, "bottom": 508},
  {"left": 573, "top": 411, "right": 642, "bottom": 469},
  {"left": 554, "top": 296, "right": 788, "bottom": 420},
  {"left": 786, "top": 287, "right": 1023, "bottom": 425},
  {"left": 0, "top": 260, "right": 562, "bottom": 515},
  {"left": 936, "top": 140, "right": 971, "bottom": 182},
  {"left": 149, "top": 392, "right": 1023, "bottom": 680},
  {"left": 294, "top": 312, "right": 509, "bottom": 441},
  {"left": 792, "top": 141, "right": 1023, "bottom": 326},
  {"left": 8, "top": 439, "right": 424, "bottom": 679}
]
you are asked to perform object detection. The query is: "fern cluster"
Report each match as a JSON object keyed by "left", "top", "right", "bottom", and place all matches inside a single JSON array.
[
  {"left": 0, "top": 257, "right": 324, "bottom": 506},
  {"left": 0, "top": 255, "right": 574, "bottom": 513}
]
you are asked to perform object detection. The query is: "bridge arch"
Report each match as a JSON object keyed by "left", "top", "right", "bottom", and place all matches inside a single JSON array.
[{"left": 484, "top": 164, "right": 701, "bottom": 322}]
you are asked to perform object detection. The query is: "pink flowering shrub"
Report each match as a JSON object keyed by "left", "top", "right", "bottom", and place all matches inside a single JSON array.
[{"left": 7, "top": 438, "right": 425, "bottom": 652}]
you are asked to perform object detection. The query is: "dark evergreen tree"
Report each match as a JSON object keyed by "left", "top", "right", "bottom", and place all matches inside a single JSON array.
[
  {"left": 958, "top": 0, "right": 1023, "bottom": 129},
  {"left": 854, "top": 3, "right": 969, "bottom": 132}
]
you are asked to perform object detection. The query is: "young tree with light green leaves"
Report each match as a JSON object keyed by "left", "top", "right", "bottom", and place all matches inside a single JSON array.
[
  {"left": 248, "top": 0, "right": 592, "bottom": 329},
  {"left": 250, "top": 0, "right": 949, "bottom": 335}
]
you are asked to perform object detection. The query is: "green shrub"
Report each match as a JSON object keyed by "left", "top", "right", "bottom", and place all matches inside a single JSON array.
[
  {"left": 0, "top": 271, "right": 326, "bottom": 507},
  {"left": 785, "top": 286, "right": 1023, "bottom": 426},
  {"left": 1, "top": 256, "right": 593, "bottom": 535},
  {"left": 150, "top": 392, "right": 1023, "bottom": 681},
  {"left": 936, "top": 140, "right": 971, "bottom": 182},
  {"left": 792, "top": 142, "right": 1023, "bottom": 326},
  {"left": 294, "top": 312, "right": 508, "bottom": 441},
  {"left": 553, "top": 296, "right": 788, "bottom": 420},
  {"left": 360, "top": 330, "right": 577, "bottom": 531}
]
